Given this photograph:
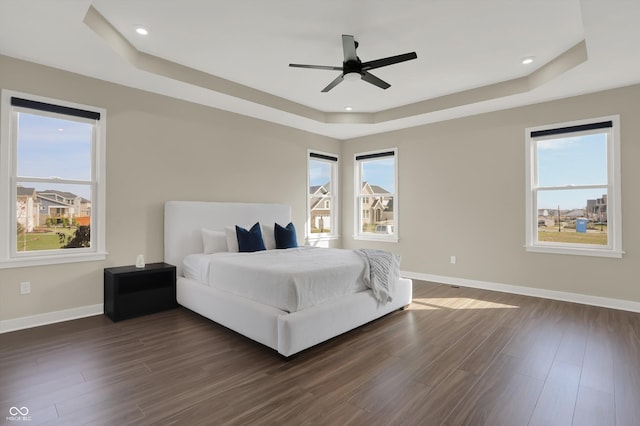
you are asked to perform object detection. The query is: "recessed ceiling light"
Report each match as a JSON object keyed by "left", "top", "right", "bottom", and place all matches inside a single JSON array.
[
  {"left": 344, "top": 106, "right": 353, "bottom": 111},
  {"left": 522, "top": 56, "right": 534, "bottom": 65},
  {"left": 135, "top": 26, "right": 149, "bottom": 36}
]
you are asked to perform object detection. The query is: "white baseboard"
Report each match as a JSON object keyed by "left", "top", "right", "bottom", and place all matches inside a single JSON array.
[
  {"left": 402, "top": 271, "right": 640, "bottom": 314},
  {"left": 3, "top": 272, "right": 638, "bottom": 333},
  {"left": 0, "top": 304, "right": 104, "bottom": 334}
]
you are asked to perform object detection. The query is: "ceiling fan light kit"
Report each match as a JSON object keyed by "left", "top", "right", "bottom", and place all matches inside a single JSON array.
[
  {"left": 343, "top": 72, "right": 361, "bottom": 82},
  {"left": 289, "top": 34, "right": 417, "bottom": 92}
]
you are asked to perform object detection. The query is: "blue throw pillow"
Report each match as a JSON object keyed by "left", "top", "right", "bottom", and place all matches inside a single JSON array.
[
  {"left": 236, "top": 222, "right": 266, "bottom": 252},
  {"left": 275, "top": 222, "right": 298, "bottom": 249}
]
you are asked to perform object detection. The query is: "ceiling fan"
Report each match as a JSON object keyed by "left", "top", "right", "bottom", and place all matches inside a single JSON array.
[{"left": 289, "top": 34, "right": 418, "bottom": 92}]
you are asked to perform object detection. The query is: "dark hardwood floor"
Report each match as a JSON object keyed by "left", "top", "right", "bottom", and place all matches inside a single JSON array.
[{"left": 1, "top": 281, "right": 639, "bottom": 425}]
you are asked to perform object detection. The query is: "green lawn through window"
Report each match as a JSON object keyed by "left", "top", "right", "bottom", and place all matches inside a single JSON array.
[{"left": 16, "top": 227, "right": 78, "bottom": 251}]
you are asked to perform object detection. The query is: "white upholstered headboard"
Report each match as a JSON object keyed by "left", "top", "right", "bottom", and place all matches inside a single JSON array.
[{"left": 164, "top": 201, "right": 291, "bottom": 277}]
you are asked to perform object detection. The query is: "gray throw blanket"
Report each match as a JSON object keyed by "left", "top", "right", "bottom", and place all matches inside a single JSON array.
[{"left": 355, "top": 249, "right": 401, "bottom": 304}]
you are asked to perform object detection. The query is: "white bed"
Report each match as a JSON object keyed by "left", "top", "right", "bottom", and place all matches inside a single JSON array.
[{"left": 164, "top": 201, "right": 413, "bottom": 357}]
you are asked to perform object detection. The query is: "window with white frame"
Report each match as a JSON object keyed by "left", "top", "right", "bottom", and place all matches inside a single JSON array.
[
  {"left": 355, "top": 148, "right": 398, "bottom": 241},
  {"left": 525, "top": 116, "right": 622, "bottom": 257},
  {"left": 0, "top": 90, "right": 107, "bottom": 268},
  {"left": 307, "top": 151, "right": 338, "bottom": 239}
]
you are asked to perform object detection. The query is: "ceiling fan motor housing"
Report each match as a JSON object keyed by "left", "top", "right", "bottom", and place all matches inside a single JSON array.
[{"left": 343, "top": 59, "right": 362, "bottom": 75}]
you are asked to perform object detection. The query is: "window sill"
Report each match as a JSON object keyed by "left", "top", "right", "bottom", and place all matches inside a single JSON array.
[
  {"left": 0, "top": 251, "right": 108, "bottom": 269},
  {"left": 306, "top": 234, "right": 340, "bottom": 242},
  {"left": 525, "top": 245, "right": 623, "bottom": 258},
  {"left": 353, "top": 234, "right": 398, "bottom": 243}
]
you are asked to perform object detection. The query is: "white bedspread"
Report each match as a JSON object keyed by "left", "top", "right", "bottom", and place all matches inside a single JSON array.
[{"left": 186, "top": 247, "right": 368, "bottom": 312}]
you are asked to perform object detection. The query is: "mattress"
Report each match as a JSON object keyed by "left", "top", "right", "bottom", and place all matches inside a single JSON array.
[{"left": 182, "top": 247, "right": 367, "bottom": 312}]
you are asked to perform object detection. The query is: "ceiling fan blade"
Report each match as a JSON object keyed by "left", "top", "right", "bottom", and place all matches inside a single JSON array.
[
  {"left": 361, "top": 52, "right": 417, "bottom": 71},
  {"left": 289, "top": 63, "right": 343, "bottom": 71},
  {"left": 342, "top": 35, "right": 358, "bottom": 62},
  {"left": 361, "top": 71, "right": 391, "bottom": 90},
  {"left": 321, "top": 74, "right": 345, "bottom": 92}
]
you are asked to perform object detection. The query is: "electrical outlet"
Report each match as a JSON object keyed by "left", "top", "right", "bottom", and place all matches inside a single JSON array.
[
  {"left": 20, "top": 281, "right": 31, "bottom": 295},
  {"left": 450, "top": 256, "right": 457, "bottom": 265}
]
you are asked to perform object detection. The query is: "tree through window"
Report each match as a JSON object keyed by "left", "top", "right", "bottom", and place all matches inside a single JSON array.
[{"left": 1, "top": 91, "right": 106, "bottom": 267}]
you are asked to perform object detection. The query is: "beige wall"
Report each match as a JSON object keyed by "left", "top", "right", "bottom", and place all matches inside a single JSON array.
[
  {"left": 1, "top": 52, "right": 639, "bottom": 325},
  {"left": 0, "top": 55, "right": 340, "bottom": 321},
  {"left": 342, "top": 84, "right": 640, "bottom": 303}
]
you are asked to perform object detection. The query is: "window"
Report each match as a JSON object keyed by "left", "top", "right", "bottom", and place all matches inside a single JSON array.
[
  {"left": 1, "top": 90, "right": 107, "bottom": 268},
  {"left": 355, "top": 148, "right": 398, "bottom": 241},
  {"left": 525, "top": 116, "right": 622, "bottom": 257},
  {"left": 307, "top": 151, "right": 338, "bottom": 239}
]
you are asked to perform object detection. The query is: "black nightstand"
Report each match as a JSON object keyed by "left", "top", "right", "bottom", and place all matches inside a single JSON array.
[{"left": 104, "top": 262, "right": 177, "bottom": 322}]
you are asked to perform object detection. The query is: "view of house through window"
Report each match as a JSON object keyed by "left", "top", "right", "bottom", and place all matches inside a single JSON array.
[
  {"left": 15, "top": 110, "right": 94, "bottom": 252},
  {"left": 355, "top": 149, "right": 397, "bottom": 240},
  {"left": 526, "top": 116, "right": 622, "bottom": 257},
  {"left": 308, "top": 152, "right": 337, "bottom": 237}
]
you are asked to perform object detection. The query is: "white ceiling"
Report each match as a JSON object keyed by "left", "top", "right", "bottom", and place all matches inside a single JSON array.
[{"left": 1, "top": 0, "right": 639, "bottom": 139}]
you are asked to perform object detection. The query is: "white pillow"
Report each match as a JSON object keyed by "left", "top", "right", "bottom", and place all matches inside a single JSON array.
[
  {"left": 225, "top": 226, "right": 239, "bottom": 252},
  {"left": 202, "top": 228, "right": 227, "bottom": 254},
  {"left": 261, "top": 223, "right": 276, "bottom": 250}
]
